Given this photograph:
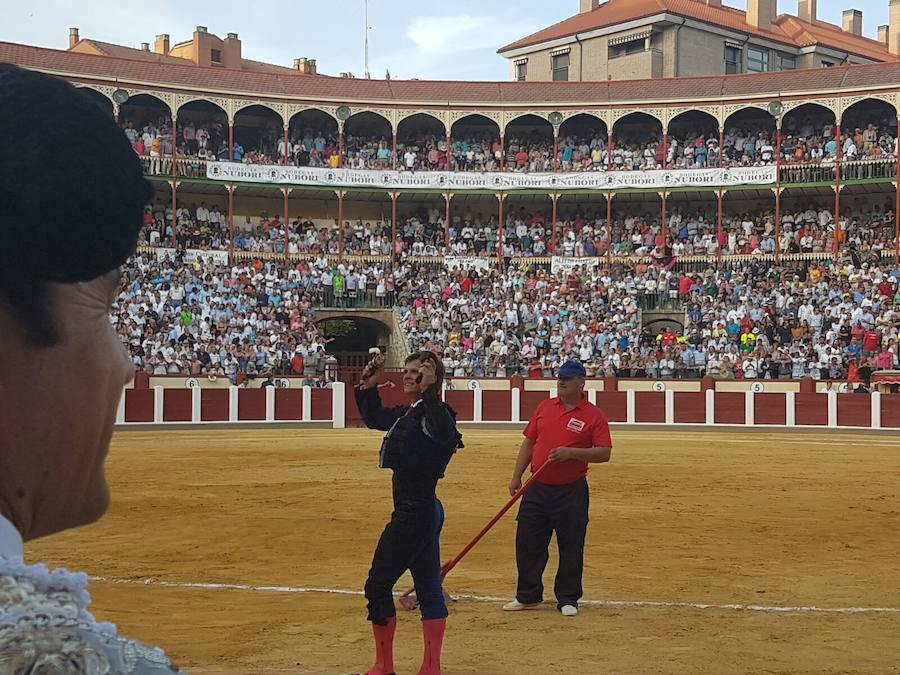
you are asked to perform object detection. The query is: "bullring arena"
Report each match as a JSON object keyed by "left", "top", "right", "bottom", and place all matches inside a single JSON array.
[{"left": 5, "top": 0, "right": 900, "bottom": 671}]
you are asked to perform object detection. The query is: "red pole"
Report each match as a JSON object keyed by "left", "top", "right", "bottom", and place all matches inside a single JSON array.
[
  {"left": 606, "top": 191, "right": 612, "bottom": 231},
  {"left": 718, "top": 128, "right": 724, "bottom": 168},
  {"left": 834, "top": 122, "right": 842, "bottom": 256},
  {"left": 283, "top": 126, "right": 289, "bottom": 166},
  {"left": 398, "top": 460, "right": 551, "bottom": 606},
  {"left": 775, "top": 187, "right": 782, "bottom": 264},
  {"left": 392, "top": 131, "right": 397, "bottom": 170},
  {"left": 498, "top": 193, "right": 505, "bottom": 265},
  {"left": 228, "top": 122, "right": 234, "bottom": 162},
  {"left": 283, "top": 188, "right": 290, "bottom": 262},
  {"left": 444, "top": 193, "right": 451, "bottom": 252},
  {"left": 446, "top": 131, "right": 452, "bottom": 171},
  {"left": 338, "top": 190, "right": 345, "bottom": 258},
  {"left": 228, "top": 185, "right": 235, "bottom": 265},
  {"left": 896, "top": 119, "right": 900, "bottom": 264},
  {"left": 551, "top": 192, "right": 558, "bottom": 252},
  {"left": 661, "top": 129, "right": 668, "bottom": 169},
  {"left": 607, "top": 134, "right": 614, "bottom": 171},
  {"left": 499, "top": 135, "right": 505, "bottom": 172},
  {"left": 339, "top": 128, "right": 345, "bottom": 167},
  {"left": 171, "top": 181, "right": 178, "bottom": 249},
  {"left": 553, "top": 133, "right": 559, "bottom": 171},
  {"left": 391, "top": 191, "right": 398, "bottom": 268},
  {"left": 661, "top": 191, "right": 668, "bottom": 246},
  {"left": 716, "top": 188, "right": 723, "bottom": 264}
]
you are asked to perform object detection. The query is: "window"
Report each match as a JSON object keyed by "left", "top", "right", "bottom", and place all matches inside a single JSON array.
[
  {"left": 515, "top": 61, "right": 527, "bottom": 81},
  {"left": 725, "top": 45, "right": 741, "bottom": 74},
  {"left": 211, "top": 49, "right": 222, "bottom": 64},
  {"left": 821, "top": 60, "right": 835, "bottom": 68},
  {"left": 747, "top": 46, "right": 769, "bottom": 73},
  {"left": 609, "top": 37, "right": 646, "bottom": 59},
  {"left": 551, "top": 52, "right": 569, "bottom": 81},
  {"left": 775, "top": 53, "right": 796, "bottom": 70}
]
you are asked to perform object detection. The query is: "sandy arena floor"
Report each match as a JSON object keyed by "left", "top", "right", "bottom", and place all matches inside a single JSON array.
[{"left": 27, "top": 427, "right": 900, "bottom": 674}]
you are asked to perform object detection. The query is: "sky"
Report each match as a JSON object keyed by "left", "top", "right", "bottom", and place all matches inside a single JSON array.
[{"left": 1, "top": 0, "right": 893, "bottom": 81}]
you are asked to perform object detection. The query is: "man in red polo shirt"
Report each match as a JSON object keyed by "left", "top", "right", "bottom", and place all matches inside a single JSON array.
[{"left": 504, "top": 360, "right": 612, "bottom": 617}]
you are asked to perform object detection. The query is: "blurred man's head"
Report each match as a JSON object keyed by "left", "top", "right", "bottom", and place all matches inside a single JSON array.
[{"left": 0, "top": 64, "right": 151, "bottom": 540}]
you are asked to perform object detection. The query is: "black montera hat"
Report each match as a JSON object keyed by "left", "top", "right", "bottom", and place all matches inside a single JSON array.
[{"left": 0, "top": 63, "right": 152, "bottom": 283}]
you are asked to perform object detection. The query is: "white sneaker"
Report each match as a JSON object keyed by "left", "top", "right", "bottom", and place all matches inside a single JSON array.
[
  {"left": 503, "top": 599, "right": 541, "bottom": 611},
  {"left": 560, "top": 604, "right": 578, "bottom": 617}
]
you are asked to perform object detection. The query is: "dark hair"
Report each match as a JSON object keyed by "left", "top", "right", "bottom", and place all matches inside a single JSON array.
[
  {"left": 406, "top": 350, "right": 445, "bottom": 393},
  {"left": 0, "top": 63, "right": 151, "bottom": 346}
]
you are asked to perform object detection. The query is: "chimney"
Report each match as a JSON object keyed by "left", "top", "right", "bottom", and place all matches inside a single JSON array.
[
  {"left": 222, "top": 32, "right": 242, "bottom": 68},
  {"left": 68, "top": 27, "right": 79, "bottom": 49},
  {"left": 747, "top": 0, "right": 774, "bottom": 30},
  {"left": 154, "top": 33, "right": 170, "bottom": 55},
  {"left": 579, "top": 0, "right": 599, "bottom": 12},
  {"left": 842, "top": 9, "right": 862, "bottom": 36},
  {"left": 797, "top": 0, "right": 816, "bottom": 23},
  {"left": 878, "top": 24, "right": 889, "bottom": 45},
  {"left": 141, "top": 42, "right": 150, "bottom": 51},
  {"left": 196, "top": 25, "right": 207, "bottom": 33},
  {"left": 706, "top": 0, "right": 722, "bottom": 6},
  {"left": 892, "top": 0, "right": 900, "bottom": 55},
  {"left": 294, "top": 57, "right": 317, "bottom": 74}
]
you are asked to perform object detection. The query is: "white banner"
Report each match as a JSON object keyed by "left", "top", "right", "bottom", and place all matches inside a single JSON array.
[
  {"left": 207, "top": 162, "right": 776, "bottom": 191},
  {"left": 444, "top": 256, "right": 491, "bottom": 271},
  {"left": 153, "top": 248, "right": 229, "bottom": 265},
  {"left": 551, "top": 256, "right": 602, "bottom": 275}
]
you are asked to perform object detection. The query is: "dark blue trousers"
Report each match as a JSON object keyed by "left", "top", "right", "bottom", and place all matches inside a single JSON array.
[
  {"left": 364, "top": 498, "right": 446, "bottom": 624},
  {"left": 515, "top": 477, "right": 589, "bottom": 609}
]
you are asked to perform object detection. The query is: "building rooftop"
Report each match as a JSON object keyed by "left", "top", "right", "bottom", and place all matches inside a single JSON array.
[{"left": 498, "top": 0, "right": 893, "bottom": 62}]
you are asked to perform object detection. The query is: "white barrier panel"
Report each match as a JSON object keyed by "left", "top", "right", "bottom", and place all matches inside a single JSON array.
[
  {"left": 473, "top": 388, "right": 483, "bottom": 423},
  {"left": 265, "top": 386, "right": 276, "bottom": 422},
  {"left": 191, "top": 387, "right": 202, "bottom": 422},
  {"left": 626, "top": 390, "right": 636, "bottom": 424},
  {"left": 153, "top": 386, "right": 164, "bottom": 424},
  {"left": 228, "top": 387, "right": 238, "bottom": 422},
  {"left": 116, "top": 391, "right": 126, "bottom": 425},
  {"left": 664, "top": 390, "right": 675, "bottom": 425},
  {"left": 302, "top": 386, "right": 312, "bottom": 421},
  {"left": 871, "top": 391, "right": 881, "bottom": 429},
  {"left": 511, "top": 387, "right": 521, "bottom": 423},
  {"left": 705, "top": 389, "right": 715, "bottom": 425},
  {"left": 745, "top": 390, "right": 755, "bottom": 426},
  {"left": 332, "top": 382, "right": 346, "bottom": 429},
  {"left": 785, "top": 391, "right": 796, "bottom": 426},
  {"left": 827, "top": 390, "right": 838, "bottom": 428}
]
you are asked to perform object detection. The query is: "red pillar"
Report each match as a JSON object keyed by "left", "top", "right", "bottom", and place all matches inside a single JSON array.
[
  {"left": 227, "top": 185, "right": 235, "bottom": 265},
  {"left": 499, "top": 135, "right": 505, "bottom": 172},
  {"left": 390, "top": 191, "right": 398, "bottom": 267},
  {"left": 171, "top": 117, "right": 179, "bottom": 179},
  {"left": 444, "top": 193, "right": 451, "bottom": 252},
  {"left": 716, "top": 188, "right": 723, "bottom": 264},
  {"left": 283, "top": 188, "right": 290, "bottom": 262},
  {"left": 228, "top": 122, "right": 234, "bottom": 162},
  {"left": 283, "top": 126, "right": 289, "bottom": 166},
  {"left": 660, "top": 190, "right": 668, "bottom": 246},
  {"left": 896, "top": 119, "right": 900, "bottom": 263},
  {"left": 337, "top": 190, "right": 345, "bottom": 257},
  {"left": 606, "top": 191, "right": 612, "bottom": 231},
  {"left": 718, "top": 128, "right": 724, "bottom": 168},
  {"left": 497, "top": 193, "right": 505, "bottom": 265},
  {"left": 392, "top": 131, "right": 397, "bottom": 169},
  {"left": 339, "top": 129, "right": 345, "bottom": 167},
  {"left": 834, "top": 122, "right": 842, "bottom": 256},
  {"left": 446, "top": 132, "right": 452, "bottom": 171},
  {"left": 553, "top": 134, "right": 559, "bottom": 171},
  {"left": 170, "top": 180, "right": 178, "bottom": 249},
  {"left": 661, "top": 130, "right": 668, "bottom": 169},
  {"left": 774, "top": 187, "right": 782, "bottom": 263},
  {"left": 607, "top": 135, "right": 614, "bottom": 171},
  {"left": 551, "top": 192, "right": 559, "bottom": 253}
]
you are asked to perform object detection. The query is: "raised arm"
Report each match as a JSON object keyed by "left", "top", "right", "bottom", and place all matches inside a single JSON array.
[{"left": 354, "top": 385, "right": 408, "bottom": 432}]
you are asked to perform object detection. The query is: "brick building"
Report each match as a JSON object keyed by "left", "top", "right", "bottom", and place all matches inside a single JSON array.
[{"left": 499, "top": 0, "right": 900, "bottom": 82}]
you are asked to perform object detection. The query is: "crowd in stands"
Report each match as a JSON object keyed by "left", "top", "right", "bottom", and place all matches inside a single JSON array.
[{"left": 398, "top": 259, "right": 899, "bottom": 381}]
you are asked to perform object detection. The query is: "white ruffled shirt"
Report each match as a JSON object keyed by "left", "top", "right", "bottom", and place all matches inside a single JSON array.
[{"left": 0, "top": 513, "right": 23, "bottom": 561}]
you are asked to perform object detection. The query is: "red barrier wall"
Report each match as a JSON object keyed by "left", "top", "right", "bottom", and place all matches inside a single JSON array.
[
  {"left": 237, "top": 389, "right": 266, "bottom": 421},
  {"left": 521, "top": 391, "right": 549, "bottom": 421},
  {"left": 482, "top": 390, "right": 512, "bottom": 421},
  {"left": 714, "top": 392, "right": 745, "bottom": 425},
  {"left": 634, "top": 392, "right": 665, "bottom": 423},
  {"left": 754, "top": 393, "right": 786, "bottom": 425},
  {"left": 595, "top": 392, "right": 627, "bottom": 422},
  {"left": 837, "top": 395, "right": 870, "bottom": 427},
  {"left": 674, "top": 392, "right": 706, "bottom": 424},
  {"left": 201, "top": 389, "right": 229, "bottom": 421},
  {"left": 310, "top": 388, "right": 333, "bottom": 420},
  {"left": 275, "top": 389, "right": 303, "bottom": 421},
  {"left": 795, "top": 393, "right": 828, "bottom": 426},
  {"left": 124, "top": 389, "right": 154, "bottom": 422},
  {"left": 881, "top": 396, "right": 900, "bottom": 428},
  {"left": 162, "top": 389, "right": 192, "bottom": 422},
  {"left": 445, "top": 390, "right": 474, "bottom": 421}
]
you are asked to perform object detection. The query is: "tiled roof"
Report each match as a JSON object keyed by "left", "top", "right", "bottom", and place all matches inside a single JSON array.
[
  {"left": 3, "top": 40, "right": 900, "bottom": 108},
  {"left": 498, "top": 0, "right": 894, "bottom": 62}
]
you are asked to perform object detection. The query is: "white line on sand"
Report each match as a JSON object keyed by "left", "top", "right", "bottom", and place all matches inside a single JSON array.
[{"left": 90, "top": 576, "right": 900, "bottom": 615}]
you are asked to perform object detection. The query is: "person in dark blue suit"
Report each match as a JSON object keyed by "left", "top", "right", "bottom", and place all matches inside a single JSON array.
[{"left": 354, "top": 351, "right": 462, "bottom": 675}]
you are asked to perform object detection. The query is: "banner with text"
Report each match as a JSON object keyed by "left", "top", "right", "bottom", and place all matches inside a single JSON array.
[
  {"left": 551, "top": 256, "right": 603, "bottom": 275},
  {"left": 154, "top": 248, "right": 230, "bottom": 265},
  {"left": 443, "top": 256, "right": 492, "bottom": 271},
  {"left": 206, "top": 163, "right": 776, "bottom": 191}
]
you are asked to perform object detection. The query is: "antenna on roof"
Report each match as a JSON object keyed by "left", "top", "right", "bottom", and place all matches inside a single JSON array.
[{"left": 364, "top": 0, "right": 372, "bottom": 79}]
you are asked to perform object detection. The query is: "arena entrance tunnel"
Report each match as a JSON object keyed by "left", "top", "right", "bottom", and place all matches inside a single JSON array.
[{"left": 314, "top": 312, "right": 393, "bottom": 371}]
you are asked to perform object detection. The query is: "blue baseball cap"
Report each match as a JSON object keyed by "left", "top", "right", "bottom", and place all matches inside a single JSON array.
[{"left": 558, "top": 361, "right": 587, "bottom": 378}]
